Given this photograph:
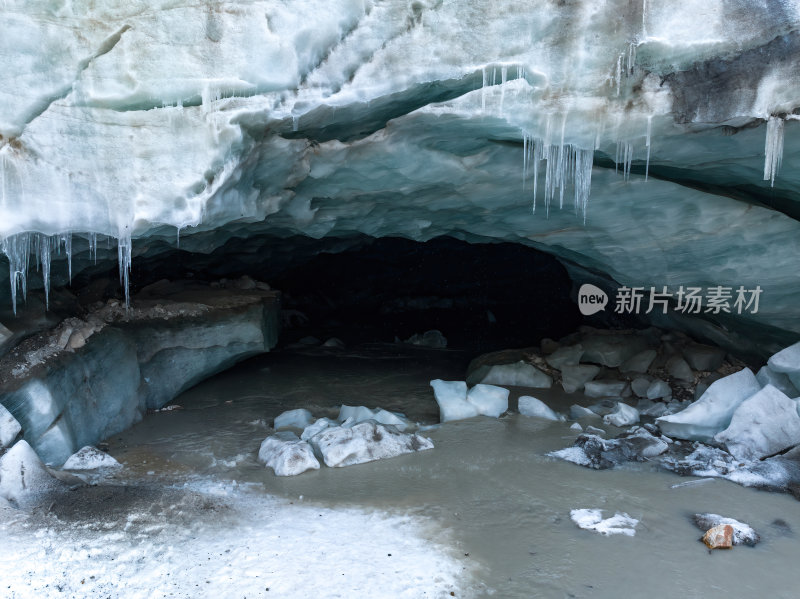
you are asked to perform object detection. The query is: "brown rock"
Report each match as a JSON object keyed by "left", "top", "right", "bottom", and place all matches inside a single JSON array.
[{"left": 703, "top": 524, "right": 734, "bottom": 549}]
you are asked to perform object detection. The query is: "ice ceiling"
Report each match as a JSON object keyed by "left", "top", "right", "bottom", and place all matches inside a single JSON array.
[{"left": 1, "top": 0, "right": 800, "bottom": 351}]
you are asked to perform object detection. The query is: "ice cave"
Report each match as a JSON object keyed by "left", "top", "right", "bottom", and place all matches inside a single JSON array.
[{"left": 2, "top": 1, "right": 800, "bottom": 597}]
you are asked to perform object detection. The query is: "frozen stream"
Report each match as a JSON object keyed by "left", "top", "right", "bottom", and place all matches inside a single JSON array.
[{"left": 3, "top": 344, "right": 800, "bottom": 598}]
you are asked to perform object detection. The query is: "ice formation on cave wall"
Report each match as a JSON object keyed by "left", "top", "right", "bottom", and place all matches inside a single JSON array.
[{"left": 1, "top": 0, "right": 800, "bottom": 334}]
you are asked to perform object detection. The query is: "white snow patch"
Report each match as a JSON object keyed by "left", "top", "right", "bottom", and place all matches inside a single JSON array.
[
  {"left": 62, "top": 446, "right": 121, "bottom": 470},
  {"left": 570, "top": 509, "right": 638, "bottom": 536}
]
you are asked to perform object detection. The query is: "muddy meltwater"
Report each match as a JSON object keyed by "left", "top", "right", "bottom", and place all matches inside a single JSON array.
[{"left": 4, "top": 345, "right": 799, "bottom": 598}]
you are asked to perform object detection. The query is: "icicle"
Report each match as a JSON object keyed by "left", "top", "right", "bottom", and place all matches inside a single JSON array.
[
  {"left": 117, "top": 233, "right": 132, "bottom": 309},
  {"left": 176, "top": 226, "right": 181, "bottom": 249},
  {"left": 574, "top": 148, "right": 593, "bottom": 222},
  {"left": 481, "top": 67, "right": 487, "bottom": 112},
  {"left": 88, "top": 232, "right": 97, "bottom": 264},
  {"left": 2, "top": 233, "right": 32, "bottom": 315},
  {"left": 615, "top": 55, "right": 622, "bottom": 97},
  {"left": 63, "top": 233, "right": 72, "bottom": 283},
  {"left": 499, "top": 65, "right": 507, "bottom": 114},
  {"left": 764, "top": 116, "right": 784, "bottom": 187},
  {"left": 645, "top": 116, "right": 652, "bottom": 181},
  {"left": 39, "top": 234, "right": 52, "bottom": 310}
]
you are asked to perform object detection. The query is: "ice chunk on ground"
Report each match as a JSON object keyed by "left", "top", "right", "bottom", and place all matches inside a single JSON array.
[
  {"left": 0, "top": 441, "right": 61, "bottom": 507},
  {"left": 692, "top": 514, "right": 760, "bottom": 546},
  {"left": 620, "top": 350, "right": 656, "bottom": 374},
  {"left": 301, "top": 417, "right": 339, "bottom": 440},
  {"left": 570, "top": 509, "right": 638, "bottom": 536},
  {"left": 647, "top": 379, "right": 672, "bottom": 399},
  {"left": 560, "top": 364, "right": 600, "bottom": 393},
  {"left": 579, "top": 334, "right": 648, "bottom": 367},
  {"left": 546, "top": 345, "right": 583, "bottom": 370},
  {"left": 694, "top": 373, "right": 723, "bottom": 400},
  {"left": 405, "top": 330, "right": 447, "bottom": 348},
  {"left": 570, "top": 422, "right": 583, "bottom": 432},
  {"left": 584, "top": 380, "right": 628, "bottom": 398},
  {"left": 322, "top": 337, "right": 345, "bottom": 348},
  {"left": 550, "top": 428, "right": 668, "bottom": 470},
  {"left": 308, "top": 422, "right": 433, "bottom": 468},
  {"left": 637, "top": 399, "right": 669, "bottom": 418},
  {"left": 767, "top": 341, "right": 800, "bottom": 374},
  {"left": 518, "top": 396, "right": 561, "bottom": 421},
  {"left": 681, "top": 344, "right": 726, "bottom": 371},
  {"left": 656, "top": 368, "right": 761, "bottom": 442},
  {"left": 62, "top": 446, "right": 121, "bottom": 470},
  {"left": 756, "top": 366, "right": 799, "bottom": 398},
  {"left": 666, "top": 356, "right": 694, "bottom": 382},
  {"left": 466, "top": 384, "right": 509, "bottom": 418},
  {"left": 0, "top": 322, "right": 11, "bottom": 347},
  {"left": 338, "top": 406, "right": 414, "bottom": 432},
  {"left": 603, "top": 403, "right": 640, "bottom": 427},
  {"left": 258, "top": 432, "right": 320, "bottom": 476},
  {"left": 569, "top": 404, "right": 600, "bottom": 420},
  {"left": 631, "top": 377, "right": 652, "bottom": 398},
  {"left": 477, "top": 361, "right": 552, "bottom": 388},
  {"left": 714, "top": 385, "right": 800, "bottom": 460},
  {"left": 0, "top": 404, "right": 21, "bottom": 448},
  {"left": 430, "top": 380, "right": 479, "bottom": 422},
  {"left": 274, "top": 408, "right": 314, "bottom": 430}
]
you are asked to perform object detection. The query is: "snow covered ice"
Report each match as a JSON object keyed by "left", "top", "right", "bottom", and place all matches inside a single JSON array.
[
  {"left": 62, "top": 446, "right": 121, "bottom": 470},
  {"left": 258, "top": 432, "right": 320, "bottom": 476},
  {"left": 570, "top": 509, "right": 638, "bottom": 536},
  {"left": 0, "top": 403, "right": 21, "bottom": 448},
  {"left": 307, "top": 421, "right": 433, "bottom": 468}
]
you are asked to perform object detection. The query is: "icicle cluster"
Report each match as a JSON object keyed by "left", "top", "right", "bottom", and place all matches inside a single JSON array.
[
  {"left": 1, "top": 232, "right": 126, "bottom": 314},
  {"left": 522, "top": 133, "right": 594, "bottom": 221},
  {"left": 764, "top": 116, "right": 784, "bottom": 187}
]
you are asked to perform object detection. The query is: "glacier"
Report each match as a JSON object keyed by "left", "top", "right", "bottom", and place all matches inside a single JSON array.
[{"left": 1, "top": 0, "right": 800, "bottom": 353}]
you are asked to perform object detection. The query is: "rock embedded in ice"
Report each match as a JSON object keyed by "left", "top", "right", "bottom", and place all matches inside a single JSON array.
[
  {"left": 476, "top": 361, "right": 552, "bottom": 389},
  {"left": 0, "top": 441, "right": 61, "bottom": 507},
  {"left": 62, "top": 446, "right": 121, "bottom": 470},
  {"left": 693, "top": 514, "right": 760, "bottom": 546},
  {"left": 553, "top": 429, "right": 667, "bottom": 470},
  {"left": 546, "top": 345, "right": 584, "bottom": 370},
  {"left": 666, "top": 356, "right": 694, "bottom": 382},
  {"left": 570, "top": 509, "right": 638, "bottom": 536},
  {"left": 702, "top": 524, "right": 734, "bottom": 549},
  {"left": 301, "top": 417, "right": 339, "bottom": 441},
  {"left": 714, "top": 385, "right": 800, "bottom": 461},
  {"left": 430, "top": 380, "right": 478, "bottom": 422},
  {"left": 405, "top": 330, "right": 447, "bottom": 349},
  {"left": 603, "top": 403, "right": 640, "bottom": 427},
  {"left": 756, "top": 366, "right": 800, "bottom": 398},
  {"left": 274, "top": 408, "right": 314, "bottom": 431},
  {"left": 467, "top": 384, "right": 509, "bottom": 418},
  {"left": 656, "top": 368, "right": 761, "bottom": 443},
  {"left": 631, "top": 377, "right": 652, "bottom": 398},
  {"left": 584, "top": 380, "right": 628, "bottom": 399},
  {"left": 0, "top": 404, "right": 21, "bottom": 449},
  {"left": 258, "top": 432, "right": 320, "bottom": 477},
  {"left": 681, "top": 344, "right": 727, "bottom": 371},
  {"left": 620, "top": 350, "right": 657, "bottom": 374},
  {"left": 579, "top": 335, "right": 648, "bottom": 368},
  {"left": 308, "top": 422, "right": 433, "bottom": 468},
  {"left": 560, "top": 364, "right": 601, "bottom": 393},
  {"left": 518, "top": 396, "right": 561, "bottom": 421}
]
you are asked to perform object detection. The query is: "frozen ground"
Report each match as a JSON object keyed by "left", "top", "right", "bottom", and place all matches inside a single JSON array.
[{"left": 0, "top": 480, "right": 469, "bottom": 599}]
